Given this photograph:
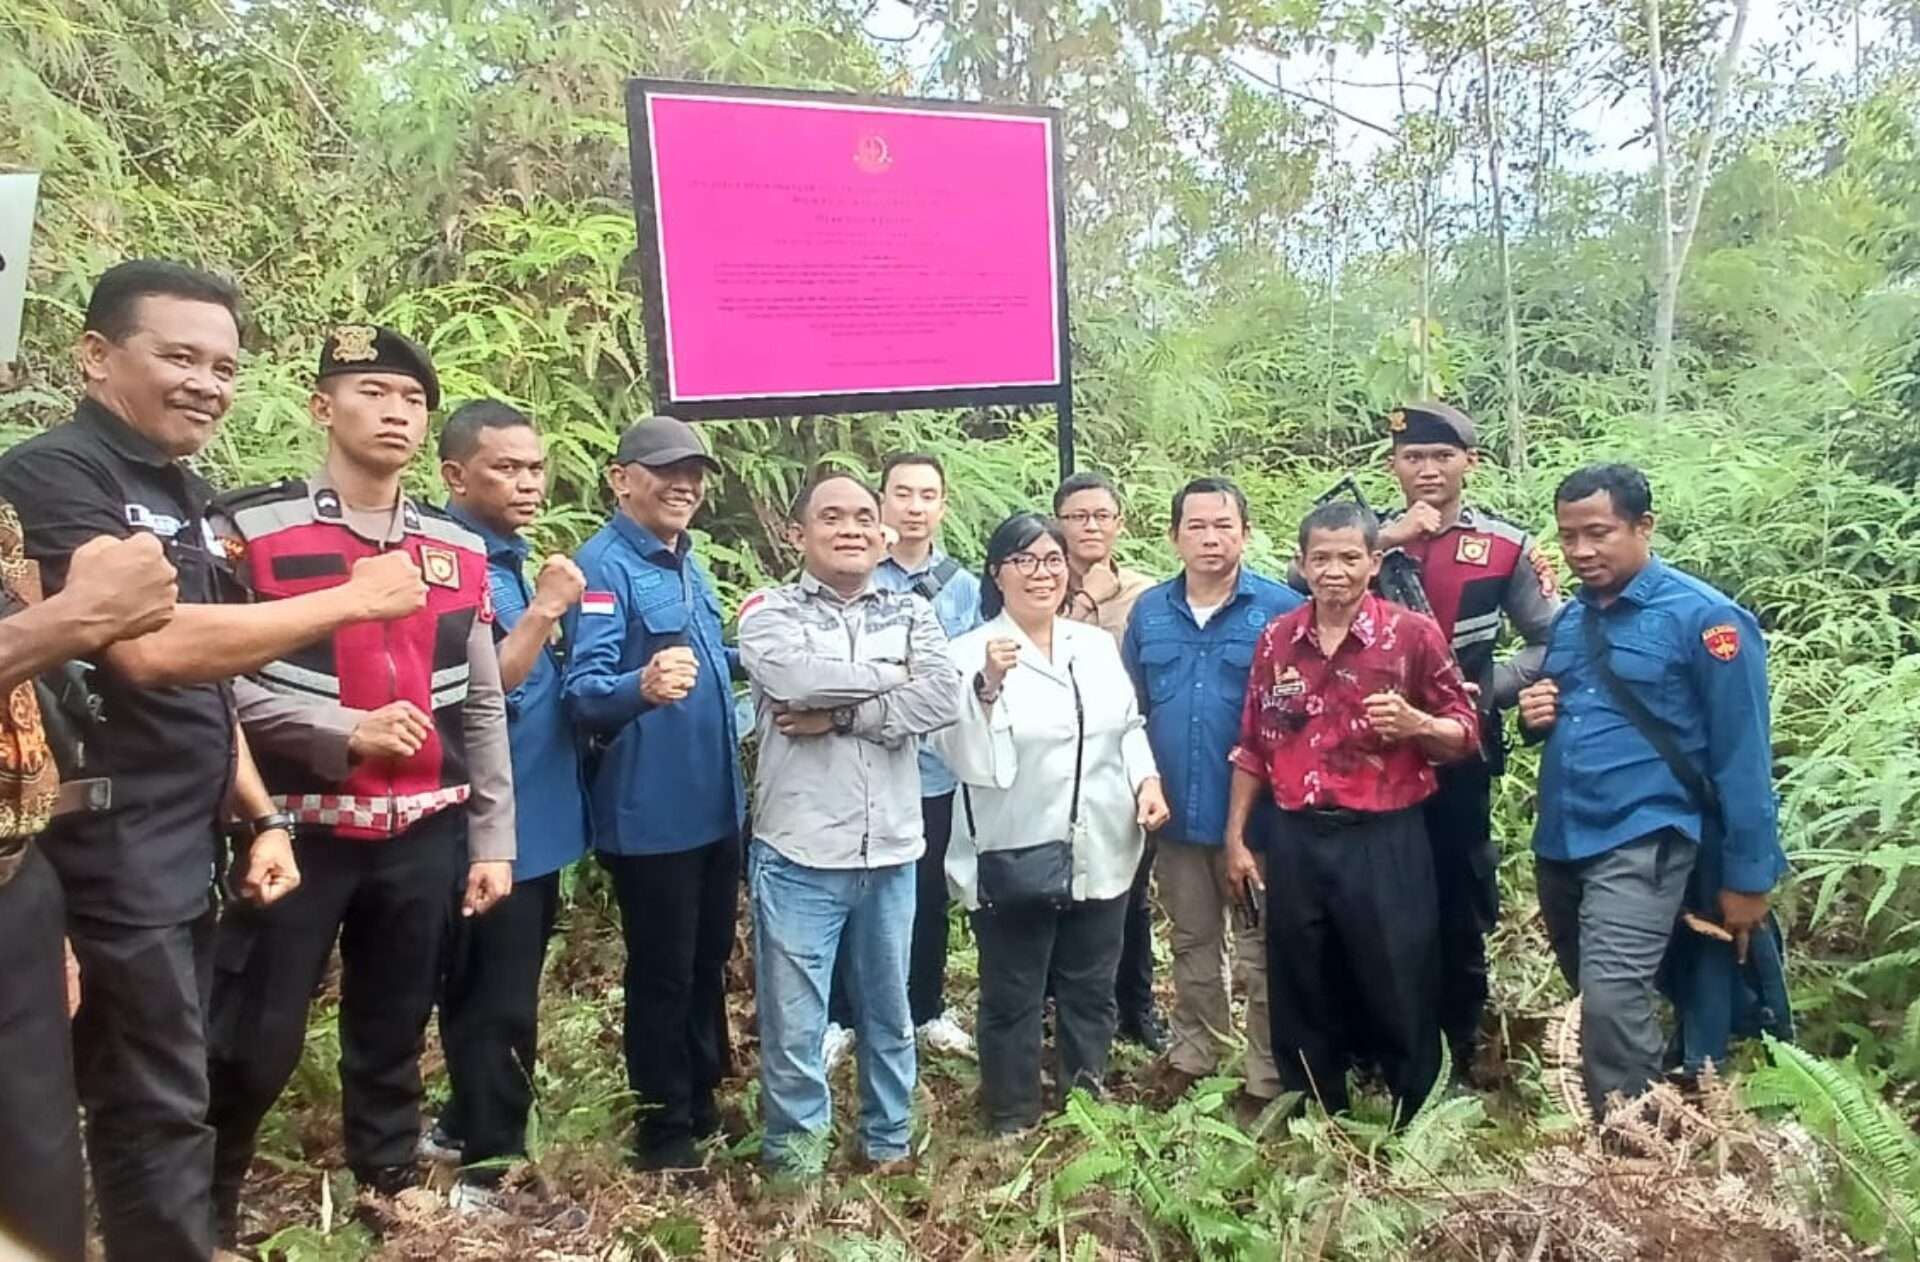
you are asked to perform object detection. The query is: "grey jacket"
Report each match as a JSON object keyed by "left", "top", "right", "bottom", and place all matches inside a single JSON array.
[{"left": 739, "top": 572, "right": 958, "bottom": 870}]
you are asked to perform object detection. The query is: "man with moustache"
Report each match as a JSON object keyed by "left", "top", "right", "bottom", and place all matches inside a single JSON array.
[
  {"left": 1373, "top": 401, "right": 1559, "bottom": 1078},
  {"left": 205, "top": 325, "right": 516, "bottom": 1237},
  {"left": 0, "top": 263, "right": 414, "bottom": 1261},
  {"left": 825, "top": 452, "right": 982, "bottom": 1068},
  {"left": 739, "top": 472, "right": 958, "bottom": 1174},
  {"left": 1054, "top": 469, "right": 1164, "bottom": 1050},
  {"left": 428, "top": 400, "right": 588, "bottom": 1211},
  {"left": 563, "top": 416, "right": 744, "bottom": 1173},
  {"left": 1121, "top": 478, "right": 1301, "bottom": 1117},
  {"left": 1223, "top": 502, "right": 1479, "bottom": 1121}
]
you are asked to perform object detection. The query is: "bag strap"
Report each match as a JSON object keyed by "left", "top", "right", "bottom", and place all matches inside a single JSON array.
[
  {"left": 1580, "top": 610, "right": 1721, "bottom": 824},
  {"left": 1067, "top": 660, "right": 1085, "bottom": 831},
  {"left": 912, "top": 555, "right": 962, "bottom": 602}
]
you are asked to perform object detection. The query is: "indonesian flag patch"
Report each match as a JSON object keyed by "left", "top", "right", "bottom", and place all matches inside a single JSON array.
[
  {"left": 738, "top": 590, "right": 771, "bottom": 622},
  {"left": 580, "top": 590, "right": 617, "bottom": 617},
  {"left": 1702, "top": 623, "right": 1741, "bottom": 661}
]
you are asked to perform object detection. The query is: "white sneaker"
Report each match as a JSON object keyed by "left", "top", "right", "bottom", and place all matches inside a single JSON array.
[
  {"left": 918, "top": 1011, "right": 975, "bottom": 1057},
  {"left": 823, "top": 1022, "right": 857, "bottom": 1072},
  {"left": 448, "top": 1178, "right": 508, "bottom": 1218}
]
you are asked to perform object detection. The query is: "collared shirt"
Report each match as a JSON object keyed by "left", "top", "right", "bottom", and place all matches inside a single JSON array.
[
  {"left": 0, "top": 499, "right": 58, "bottom": 883},
  {"left": 0, "top": 399, "right": 234, "bottom": 926},
  {"left": 1531, "top": 557, "right": 1784, "bottom": 893},
  {"left": 935, "top": 613, "right": 1158, "bottom": 910},
  {"left": 1122, "top": 567, "right": 1304, "bottom": 846},
  {"left": 872, "top": 548, "right": 982, "bottom": 797},
  {"left": 1382, "top": 503, "right": 1560, "bottom": 709},
  {"left": 1066, "top": 559, "right": 1155, "bottom": 644},
  {"left": 740, "top": 571, "right": 958, "bottom": 870},
  {"left": 447, "top": 505, "right": 588, "bottom": 881},
  {"left": 1230, "top": 593, "right": 1478, "bottom": 814},
  {"left": 564, "top": 513, "right": 743, "bottom": 855}
]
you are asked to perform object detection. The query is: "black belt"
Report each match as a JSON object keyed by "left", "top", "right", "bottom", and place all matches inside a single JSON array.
[{"left": 1286, "top": 807, "right": 1370, "bottom": 828}]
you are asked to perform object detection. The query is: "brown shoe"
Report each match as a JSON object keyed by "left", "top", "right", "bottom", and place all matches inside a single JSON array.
[
  {"left": 1144, "top": 1060, "right": 1203, "bottom": 1106},
  {"left": 861, "top": 1154, "right": 917, "bottom": 1177},
  {"left": 1231, "top": 1089, "right": 1277, "bottom": 1131}
]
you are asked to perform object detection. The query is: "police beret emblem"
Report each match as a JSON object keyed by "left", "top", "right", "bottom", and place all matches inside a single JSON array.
[
  {"left": 1387, "top": 409, "right": 1408, "bottom": 433},
  {"left": 329, "top": 325, "right": 379, "bottom": 363}
]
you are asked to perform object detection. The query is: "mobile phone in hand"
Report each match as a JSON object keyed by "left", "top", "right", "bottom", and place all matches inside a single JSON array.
[{"left": 1236, "top": 879, "right": 1263, "bottom": 931}]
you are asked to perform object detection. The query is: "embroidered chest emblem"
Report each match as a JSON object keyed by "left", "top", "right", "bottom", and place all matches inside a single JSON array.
[
  {"left": 1455, "top": 534, "right": 1491, "bottom": 566},
  {"left": 420, "top": 546, "right": 460, "bottom": 589}
]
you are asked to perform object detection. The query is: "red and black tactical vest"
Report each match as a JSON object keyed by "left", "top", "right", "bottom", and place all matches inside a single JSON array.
[{"left": 217, "top": 480, "right": 489, "bottom": 840}]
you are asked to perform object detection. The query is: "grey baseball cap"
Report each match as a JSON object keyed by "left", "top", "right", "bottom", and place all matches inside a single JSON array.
[{"left": 613, "top": 415, "right": 721, "bottom": 472}]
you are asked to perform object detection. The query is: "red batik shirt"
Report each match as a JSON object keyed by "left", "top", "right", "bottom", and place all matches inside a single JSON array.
[{"left": 1229, "top": 593, "right": 1479, "bottom": 813}]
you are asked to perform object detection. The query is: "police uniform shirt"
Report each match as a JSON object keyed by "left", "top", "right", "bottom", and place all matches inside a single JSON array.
[{"left": 0, "top": 399, "right": 236, "bottom": 926}]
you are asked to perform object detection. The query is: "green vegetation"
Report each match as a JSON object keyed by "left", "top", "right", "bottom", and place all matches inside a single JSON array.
[{"left": 4, "top": 0, "right": 1917, "bottom": 1256}]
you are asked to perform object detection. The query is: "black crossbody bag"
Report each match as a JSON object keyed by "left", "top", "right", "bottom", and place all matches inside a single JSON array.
[{"left": 965, "top": 662, "right": 1082, "bottom": 912}]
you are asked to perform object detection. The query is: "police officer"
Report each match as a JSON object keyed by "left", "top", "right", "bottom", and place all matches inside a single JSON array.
[
  {"left": 1374, "top": 401, "right": 1559, "bottom": 1077},
  {"left": 1519, "top": 463, "right": 1784, "bottom": 1110},
  {"left": 0, "top": 261, "right": 416, "bottom": 1261},
  {"left": 1120, "top": 478, "right": 1302, "bottom": 1116},
  {"left": 206, "top": 324, "right": 516, "bottom": 1236},
  {"left": 431, "top": 400, "right": 588, "bottom": 1211},
  {"left": 563, "top": 416, "right": 743, "bottom": 1173}
]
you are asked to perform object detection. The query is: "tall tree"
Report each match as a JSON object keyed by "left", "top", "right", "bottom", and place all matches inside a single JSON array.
[{"left": 1478, "top": 0, "right": 1526, "bottom": 468}]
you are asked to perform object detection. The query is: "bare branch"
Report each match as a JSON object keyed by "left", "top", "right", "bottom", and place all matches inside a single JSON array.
[{"left": 1224, "top": 58, "right": 1403, "bottom": 140}]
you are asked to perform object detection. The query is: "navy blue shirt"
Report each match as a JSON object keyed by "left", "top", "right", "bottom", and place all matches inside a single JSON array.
[
  {"left": 1531, "top": 557, "right": 1785, "bottom": 893},
  {"left": 563, "top": 514, "right": 744, "bottom": 855},
  {"left": 1121, "top": 567, "right": 1305, "bottom": 846},
  {"left": 446, "top": 506, "right": 589, "bottom": 881}
]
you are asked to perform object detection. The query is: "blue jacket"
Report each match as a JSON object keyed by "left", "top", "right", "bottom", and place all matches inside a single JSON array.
[
  {"left": 447, "top": 506, "right": 589, "bottom": 881},
  {"left": 871, "top": 549, "right": 981, "bottom": 798},
  {"left": 563, "top": 515, "right": 745, "bottom": 855},
  {"left": 1531, "top": 557, "right": 1786, "bottom": 894},
  {"left": 1121, "top": 568, "right": 1304, "bottom": 846}
]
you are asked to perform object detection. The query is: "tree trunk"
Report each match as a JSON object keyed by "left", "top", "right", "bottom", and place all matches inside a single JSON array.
[{"left": 1479, "top": 3, "right": 1525, "bottom": 470}]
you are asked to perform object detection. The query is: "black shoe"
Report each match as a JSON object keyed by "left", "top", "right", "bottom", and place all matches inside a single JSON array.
[
  {"left": 1118, "top": 1005, "right": 1168, "bottom": 1054},
  {"left": 631, "top": 1135, "right": 703, "bottom": 1173},
  {"left": 351, "top": 1163, "right": 421, "bottom": 1197}
]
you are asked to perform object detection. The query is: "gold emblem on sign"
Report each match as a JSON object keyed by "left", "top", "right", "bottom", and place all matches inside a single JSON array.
[
  {"left": 330, "top": 325, "right": 379, "bottom": 363},
  {"left": 1387, "top": 409, "right": 1408, "bottom": 433},
  {"left": 420, "top": 545, "right": 459, "bottom": 589},
  {"left": 853, "top": 134, "right": 893, "bottom": 175}
]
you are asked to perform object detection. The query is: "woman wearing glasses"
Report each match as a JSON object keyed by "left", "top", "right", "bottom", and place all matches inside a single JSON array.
[{"left": 933, "top": 512, "right": 1170, "bottom": 1135}]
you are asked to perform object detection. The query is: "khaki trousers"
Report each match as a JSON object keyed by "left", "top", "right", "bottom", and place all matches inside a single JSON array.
[{"left": 1156, "top": 839, "right": 1279, "bottom": 1097}]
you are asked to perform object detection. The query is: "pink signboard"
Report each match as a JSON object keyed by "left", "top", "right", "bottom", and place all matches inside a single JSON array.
[{"left": 627, "top": 81, "right": 1068, "bottom": 419}]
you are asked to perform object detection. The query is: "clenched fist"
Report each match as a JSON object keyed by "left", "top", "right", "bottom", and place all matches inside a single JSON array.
[
  {"left": 980, "top": 637, "right": 1021, "bottom": 693},
  {"left": 66, "top": 533, "right": 177, "bottom": 648},
  {"left": 1362, "top": 691, "right": 1430, "bottom": 743},
  {"left": 1517, "top": 678, "right": 1559, "bottom": 732},
  {"left": 530, "top": 554, "right": 586, "bottom": 619},
  {"left": 641, "top": 645, "right": 698, "bottom": 706},
  {"left": 347, "top": 551, "right": 427, "bottom": 621},
  {"left": 350, "top": 700, "right": 432, "bottom": 761}
]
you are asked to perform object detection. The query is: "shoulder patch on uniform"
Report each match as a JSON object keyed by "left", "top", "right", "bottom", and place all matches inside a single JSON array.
[
  {"left": 1525, "top": 544, "right": 1559, "bottom": 598},
  {"left": 210, "top": 479, "right": 308, "bottom": 517},
  {"left": 738, "top": 590, "right": 771, "bottom": 622},
  {"left": 580, "top": 590, "right": 617, "bottom": 616},
  {"left": 1702, "top": 622, "right": 1741, "bottom": 661}
]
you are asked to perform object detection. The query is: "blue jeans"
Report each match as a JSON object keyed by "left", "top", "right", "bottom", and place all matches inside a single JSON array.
[{"left": 751, "top": 842, "right": 917, "bottom": 1164}]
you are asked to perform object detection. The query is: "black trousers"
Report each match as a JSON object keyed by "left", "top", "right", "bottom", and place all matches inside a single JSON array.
[
  {"left": 972, "top": 893, "right": 1128, "bottom": 1133},
  {"left": 830, "top": 792, "right": 955, "bottom": 1029},
  {"left": 1265, "top": 806, "right": 1441, "bottom": 1120},
  {"left": 439, "top": 869, "right": 562, "bottom": 1172},
  {"left": 1424, "top": 761, "right": 1498, "bottom": 1066},
  {"left": 207, "top": 810, "right": 464, "bottom": 1214},
  {"left": 0, "top": 847, "right": 86, "bottom": 1262},
  {"left": 1114, "top": 839, "right": 1158, "bottom": 1023},
  {"left": 601, "top": 836, "right": 738, "bottom": 1155}
]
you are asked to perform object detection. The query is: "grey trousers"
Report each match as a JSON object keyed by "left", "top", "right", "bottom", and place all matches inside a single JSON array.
[{"left": 1535, "top": 830, "right": 1694, "bottom": 1112}]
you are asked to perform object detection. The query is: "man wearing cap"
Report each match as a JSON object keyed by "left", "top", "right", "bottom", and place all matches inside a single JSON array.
[
  {"left": 1374, "top": 400, "right": 1559, "bottom": 1079},
  {"left": 0, "top": 263, "right": 421, "bottom": 1262},
  {"left": 562, "top": 416, "right": 744, "bottom": 1173},
  {"left": 204, "top": 324, "right": 517, "bottom": 1235}
]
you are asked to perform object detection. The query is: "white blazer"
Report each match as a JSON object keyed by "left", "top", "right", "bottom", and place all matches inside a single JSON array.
[{"left": 932, "top": 613, "right": 1159, "bottom": 911}]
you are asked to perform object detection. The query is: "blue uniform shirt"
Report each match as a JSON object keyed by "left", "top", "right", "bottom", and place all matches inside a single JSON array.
[
  {"left": 871, "top": 548, "right": 981, "bottom": 798},
  {"left": 445, "top": 506, "right": 589, "bottom": 881},
  {"left": 1531, "top": 557, "right": 1785, "bottom": 893},
  {"left": 563, "top": 514, "right": 745, "bottom": 855},
  {"left": 1121, "top": 567, "right": 1304, "bottom": 847}
]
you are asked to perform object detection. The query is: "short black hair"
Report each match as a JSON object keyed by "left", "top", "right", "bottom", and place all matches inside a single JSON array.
[
  {"left": 1555, "top": 462, "right": 1653, "bottom": 521},
  {"left": 438, "top": 399, "right": 535, "bottom": 462},
  {"left": 789, "top": 470, "right": 880, "bottom": 523},
  {"left": 1053, "top": 470, "right": 1122, "bottom": 514},
  {"left": 880, "top": 452, "right": 946, "bottom": 493},
  {"left": 1298, "top": 501, "right": 1380, "bottom": 552},
  {"left": 1171, "top": 477, "right": 1249, "bottom": 530},
  {"left": 980, "top": 511, "right": 1070, "bottom": 620},
  {"left": 83, "top": 259, "right": 242, "bottom": 343}
]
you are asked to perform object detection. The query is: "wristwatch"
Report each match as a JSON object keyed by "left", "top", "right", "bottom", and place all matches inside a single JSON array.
[
  {"left": 241, "top": 811, "right": 297, "bottom": 840},
  {"left": 972, "top": 671, "right": 1001, "bottom": 704},
  {"left": 830, "top": 706, "right": 855, "bottom": 734}
]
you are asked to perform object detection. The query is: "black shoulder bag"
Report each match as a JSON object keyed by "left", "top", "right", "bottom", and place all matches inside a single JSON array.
[
  {"left": 966, "top": 662, "right": 1081, "bottom": 912},
  {"left": 911, "top": 556, "right": 963, "bottom": 603}
]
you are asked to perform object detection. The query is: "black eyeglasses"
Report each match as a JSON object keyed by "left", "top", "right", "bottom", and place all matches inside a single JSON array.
[{"left": 1003, "top": 552, "right": 1068, "bottom": 577}]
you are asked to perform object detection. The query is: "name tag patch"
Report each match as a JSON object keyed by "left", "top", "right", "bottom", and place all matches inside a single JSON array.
[{"left": 1273, "top": 664, "right": 1306, "bottom": 697}]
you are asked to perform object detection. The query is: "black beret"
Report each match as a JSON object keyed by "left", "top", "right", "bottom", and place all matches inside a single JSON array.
[
  {"left": 317, "top": 324, "right": 440, "bottom": 411},
  {"left": 1387, "top": 400, "right": 1476, "bottom": 448}
]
